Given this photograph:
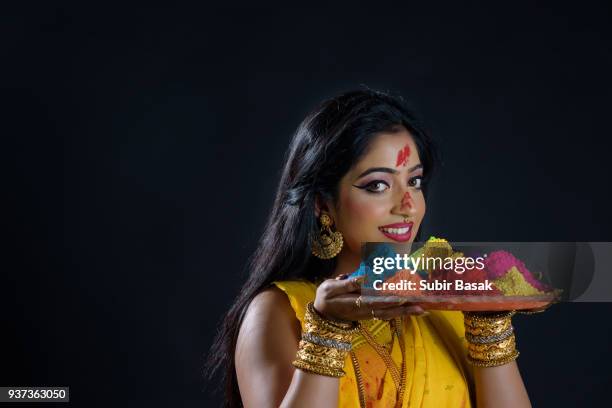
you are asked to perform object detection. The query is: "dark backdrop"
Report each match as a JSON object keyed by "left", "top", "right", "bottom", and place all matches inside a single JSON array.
[{"left": 3, "top": 3, "right": 612, "bottom": 407}]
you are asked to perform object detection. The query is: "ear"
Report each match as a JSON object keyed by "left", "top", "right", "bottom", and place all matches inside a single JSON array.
[
  {"left": 313, "top": 194, "right": 325, "bottom": 219},
  {"left": 314, "top": 194, "right": 337, "bottom": 222}
]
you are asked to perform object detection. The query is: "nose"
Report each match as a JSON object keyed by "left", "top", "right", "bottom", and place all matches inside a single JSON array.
[
  {"left": 395, "top": 190, "right": 418, "bottom": 219},
  {"left": 400, "top": 191, "right": 414, "bottom": 211}
]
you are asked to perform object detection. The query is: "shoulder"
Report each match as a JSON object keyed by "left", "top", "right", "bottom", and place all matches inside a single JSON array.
[
  {"left": 242, "top": 286, "right": 300, "bottom": 334},
  {"left": 236, "top": 286, "right": 302, "bottom": 365}
]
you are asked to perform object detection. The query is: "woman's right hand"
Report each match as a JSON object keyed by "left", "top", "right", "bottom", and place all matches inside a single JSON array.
[{"left": 313, "top": 275, "right": 427, "bottom": 322}]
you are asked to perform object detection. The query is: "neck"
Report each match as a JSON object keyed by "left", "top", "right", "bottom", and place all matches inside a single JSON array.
[{"left": 331, "top": 250, "right": 362, "bottom": 278}]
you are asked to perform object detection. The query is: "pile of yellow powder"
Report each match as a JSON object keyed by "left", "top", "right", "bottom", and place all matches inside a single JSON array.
[
  {"left": 423, "top": 236, "right": 453, "bottom": 259},
  {"left": 493, "top": 266, "right": 545, "bottom": 296}
]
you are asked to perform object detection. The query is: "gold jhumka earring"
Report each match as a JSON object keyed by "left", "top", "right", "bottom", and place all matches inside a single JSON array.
[{"left": 311, "top": 213, "right": 343, "bottom": 259}]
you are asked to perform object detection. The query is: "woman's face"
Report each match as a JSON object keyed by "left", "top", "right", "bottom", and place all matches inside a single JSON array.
[{"left": 326, "top": 128, "right": 426, "bottom": 261}]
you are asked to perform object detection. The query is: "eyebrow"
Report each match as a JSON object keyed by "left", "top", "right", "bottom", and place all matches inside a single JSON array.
[{"left": 356, "top": 164, "right": 423, "bottom": 179}]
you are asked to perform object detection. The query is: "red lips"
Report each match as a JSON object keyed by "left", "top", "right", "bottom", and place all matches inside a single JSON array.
[
  {"left": 379, "top": 222, "right": 413, "bottom": 229},
  {"left": 378, "top": 222, "right": 413, "bottom": 242}
]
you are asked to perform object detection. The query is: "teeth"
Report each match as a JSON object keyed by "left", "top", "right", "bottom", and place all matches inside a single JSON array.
[{"left": 381, "top": 227, "right": 410, "bottom": 234}]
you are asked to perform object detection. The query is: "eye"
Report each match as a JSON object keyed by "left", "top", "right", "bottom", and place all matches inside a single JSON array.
[
  {"left": 408, "top": 176, "right": 423, "bottom": 189},
  {"left": 363, "top": 180, "right": 390, "bottom": 193}
]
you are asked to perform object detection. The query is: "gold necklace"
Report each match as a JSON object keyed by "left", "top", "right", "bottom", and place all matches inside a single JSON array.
[{"left": 350, "top": 318, "right": 407, "bottom": 408}]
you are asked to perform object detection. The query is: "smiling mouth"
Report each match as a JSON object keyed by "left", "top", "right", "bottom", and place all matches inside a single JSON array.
[{"left": 378, "top": 222, "right": 413, "bottom": 242}]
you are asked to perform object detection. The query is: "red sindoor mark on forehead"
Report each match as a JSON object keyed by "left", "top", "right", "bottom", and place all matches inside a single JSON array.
[
  {"left": 401, "top": 192, "right": 413, "bottom": 209},
  {"left": 396, "top": 145, "right": 411, "bottom": 167}
]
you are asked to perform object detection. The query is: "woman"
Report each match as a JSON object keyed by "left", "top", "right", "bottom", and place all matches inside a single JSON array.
[{"left": 208, "top": 89, "right": 532, "bottom": 407}]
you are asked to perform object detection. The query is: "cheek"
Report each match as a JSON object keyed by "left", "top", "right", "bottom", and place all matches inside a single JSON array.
[
  {"left": 337, "top": 193, "right": 388, "bottom": 246},
  {"left": 413, "top": 194, "right": 427, "bottom": 221},
  {"left": 341, "top": 194, "right": 388, "bottom": 222}
]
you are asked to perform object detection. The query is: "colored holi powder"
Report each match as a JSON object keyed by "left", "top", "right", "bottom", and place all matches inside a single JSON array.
[
  {"left": 484, "top": 250, "right": 549, "bottom": 291},
  {"left": 384, "top": 269, "right": 424, "bottom": 295},
  {"left": 396, "top": 145, "right": 410, "bottom": 166},
  {"left": 366, "top": 237, "right": 553, "bottom": 300},
  {"left": 492, "top": 266, "right": 545, "bottom": 296},
  {"left": 423, "top": 237, "right": 453, "bottom": 260},
  {"left": 427, "top": 265, "right": 503, "bottom": 296},
  {"left": 460, "top": 268, "right": 503, "bottom": 296}
]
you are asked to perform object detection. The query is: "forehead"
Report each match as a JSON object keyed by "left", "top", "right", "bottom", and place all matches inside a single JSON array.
[{"left": 354, "top": 129, "right": 420, "bottom": 169}]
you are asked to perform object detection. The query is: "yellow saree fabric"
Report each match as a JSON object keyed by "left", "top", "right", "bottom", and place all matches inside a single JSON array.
[{"left": 273, "top": 280, "right": 475, "bottom": 408}]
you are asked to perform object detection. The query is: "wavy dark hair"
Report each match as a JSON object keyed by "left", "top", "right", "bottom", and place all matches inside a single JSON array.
[{"left": 206, "top": 88, "right": 439, "bottom": 407}]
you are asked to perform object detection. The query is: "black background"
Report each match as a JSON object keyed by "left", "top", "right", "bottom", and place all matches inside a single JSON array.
[{"left": 3, "top": 3, "right": 612, "bottom": 407}]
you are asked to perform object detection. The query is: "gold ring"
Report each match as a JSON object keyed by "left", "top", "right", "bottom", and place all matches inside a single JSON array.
[{"left": 355, "top": 296, "right": 362, "bottom": 309}]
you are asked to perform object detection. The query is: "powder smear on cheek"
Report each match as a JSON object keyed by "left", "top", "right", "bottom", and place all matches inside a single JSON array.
[{"left": 396, "top": 145, "right": 411, "bottom": 167}]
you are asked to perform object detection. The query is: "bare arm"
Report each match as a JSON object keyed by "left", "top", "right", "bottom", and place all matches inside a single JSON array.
[
  {"left": 235, "top": 278, "right": 426, "bottom": 407},
  {"left": 235, "top": 287, "right": 340, "bottom": 408},
  {"left": 474, "top": 361, "right": 531, "bottom": 408}
]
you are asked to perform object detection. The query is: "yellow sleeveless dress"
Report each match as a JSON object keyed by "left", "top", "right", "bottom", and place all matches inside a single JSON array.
[{"left": 273, "top": 280, "right": 475, "bottom": 408}]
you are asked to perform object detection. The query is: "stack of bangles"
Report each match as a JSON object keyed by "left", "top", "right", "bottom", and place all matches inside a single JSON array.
[
  {"left": 463, "top": 310, "right": 519, "bottom": 367},
  {"left": 292, "top": 302, "right": 359, "bottom": 377}
]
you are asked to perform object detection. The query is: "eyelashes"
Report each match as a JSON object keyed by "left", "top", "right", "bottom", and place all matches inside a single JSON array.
[
  {"left": 353, "top": 176, "right": 425, "bottom": 194},
  {"left": 354, "top": 180, "right": 390, "bottom": 193},
  {"left": 408, "top": 176, "right": 424, "bottom": 189}
]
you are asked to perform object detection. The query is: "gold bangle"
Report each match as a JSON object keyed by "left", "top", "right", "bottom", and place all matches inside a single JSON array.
[
  {"left": 299, "top": 341, "right": 348, "bottom": 360},
  {"left": 467, "top": 350, "right": 520, "bottom": 367},
  {"left": 292, "top": 302, "right": 358, "bottom": 377},
  {"left": 468, "top": 338, "right": 517, "bottom": 358},
  {"left": 295, "top": 349, "right": 346, "bottom": 370},
  {"left": 469, "top": 344, "right": 517, "bottom": 360},
  {"left": 464, "top": 310, "right": 516, "bottom": 320},
  {"left": 468, "top": 336, "right": 515, "bottom": 353},
  {"left": 464, "top": 310, "right": 519, "bottom": 367},
  {"left": 464, "top": 311, "right": 514, "bottom": 337},
  {"left": 469, "top": 350, "right": 517, "bottom": 362},
  {"left": 292, "top": 359, "right": 345, "bottom": 377},
  {"left": 465, "top": 321, "right": 512, "bottom": 337},
  {"left": 304, "top": 302, "right": 358, "bottom": 335},
  {"left": 465, "top": 326, "right": 513, "bottom": 344},
  {"left": 465, "top": 317, "right": 511, "bottom": 329},
  {"left": 464, "top": 315, "right": 513, "bottom": 328}
]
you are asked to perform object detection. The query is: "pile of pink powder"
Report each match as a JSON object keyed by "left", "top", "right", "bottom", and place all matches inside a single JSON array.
[{"left": 483, "top": 250, "right": 550, "bottom": 291}]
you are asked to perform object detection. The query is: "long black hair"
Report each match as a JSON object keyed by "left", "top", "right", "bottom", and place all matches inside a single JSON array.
[{"left": 206, "top": 88, "right": 439, "bottom": 407}]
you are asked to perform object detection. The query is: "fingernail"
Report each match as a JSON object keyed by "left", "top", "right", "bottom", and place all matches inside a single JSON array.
[
  {"left": 420, "top": 311, "right": 430, "bottom": 316},
  {"left": 335, "top": 274, "right": 349, "bottom": 280}
]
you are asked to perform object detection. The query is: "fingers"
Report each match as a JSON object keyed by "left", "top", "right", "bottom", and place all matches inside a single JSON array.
[
  {"left": 319, "top": 276, "right": 363, "bottom": 298},
  {"left": 372, "top": 304, "right": 427, "bottom": 320},
  {"left": 336, "top": 294, "right": 416, "bottom": 310},
  {"left": 331, "top": 294, "right": 400, "bottom": 311},
  {"left": 315, "top": 277, "right": 429, "bottom": 322},
  {"left": 329, "top": 294, "right": 426, "bottom": 320},
  {"left": 518, "top": 305, "right": 549, "bottom": 315}
]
